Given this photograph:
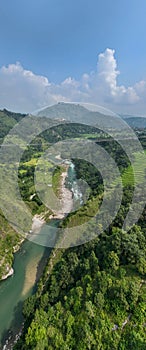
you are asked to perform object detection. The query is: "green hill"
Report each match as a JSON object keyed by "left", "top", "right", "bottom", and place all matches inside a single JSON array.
[{"left": 0, "top": 109, "right": 26, "bottom": 141}]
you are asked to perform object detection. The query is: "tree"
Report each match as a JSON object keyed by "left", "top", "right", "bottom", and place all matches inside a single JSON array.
[{"left": 105, "top": 251, "right": 119, "bottom": 271}]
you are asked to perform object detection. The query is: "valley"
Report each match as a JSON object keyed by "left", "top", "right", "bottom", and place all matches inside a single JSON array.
[{"left": 0, "top": 105, "right": 145, "bottom": 350}]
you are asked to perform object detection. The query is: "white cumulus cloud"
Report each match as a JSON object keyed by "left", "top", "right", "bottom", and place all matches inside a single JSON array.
[
  {"left": 0, "top": 49, "right": 146, "bottom": 114},
  {"left": 0, "top": 62, "right": 55, "bottom": 112}
]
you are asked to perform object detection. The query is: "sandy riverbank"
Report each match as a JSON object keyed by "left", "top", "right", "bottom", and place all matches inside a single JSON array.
[
  {"left": 31, "top": 214, "right": 45, "bottom": 234},
  {"left": 1, "top": 267, "right": 14, "bottom": 281},
  {"left": 49, "top": 165, "right": 73, "bottom": 219},
  {"left": 21, "top": 251, "right": 44, "bottom": 297}
]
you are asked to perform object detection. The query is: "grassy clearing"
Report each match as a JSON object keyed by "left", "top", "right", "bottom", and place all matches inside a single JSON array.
[
  {"left": 19, "top": 169, "right": 27, "bottom": 175},
  {"left": 52, "top": 165, "right": 67, "bottom": 197},
  {"left": 23, "top": 158, "right": 38, "bottom": 167},
  {"left": 121, "top": 150, "right": 146, "bottom": 186},
  {"left": 34, "top": 159, "right": 54, "bottom": 184}
]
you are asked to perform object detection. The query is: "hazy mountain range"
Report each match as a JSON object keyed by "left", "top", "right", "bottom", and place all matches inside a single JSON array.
[
  {"left": 37, "top": 102, "right": 146, "bottom": 129},
  {"left": 0, "top": 103, "right": 146, "bottom": 134}
]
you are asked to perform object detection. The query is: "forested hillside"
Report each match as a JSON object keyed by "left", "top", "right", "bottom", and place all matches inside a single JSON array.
[{"left": 0, "top": 109, "right": 27, "bottom": 279}]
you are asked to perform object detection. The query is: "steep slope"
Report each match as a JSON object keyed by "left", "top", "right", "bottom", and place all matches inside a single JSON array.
[{"left": 0, "top": 109, "right": 27, "bottom": 279}]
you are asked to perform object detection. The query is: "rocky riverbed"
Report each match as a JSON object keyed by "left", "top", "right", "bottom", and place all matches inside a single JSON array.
[{"left": 49, "top": 165, "right": 73, "bottom": 220}]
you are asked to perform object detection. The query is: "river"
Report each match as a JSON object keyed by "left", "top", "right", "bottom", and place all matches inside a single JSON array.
[
  {"left": 0, "top": 160, "right": 82, "bottom": 349},
  {"left": 66, "top": 161, "right": 83, "bottom": 209},
  {"left": 0, "top": 241, "right": 51, "bottom": 349}
]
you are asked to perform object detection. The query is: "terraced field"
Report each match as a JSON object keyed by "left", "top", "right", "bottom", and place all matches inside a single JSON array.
[{"left": 122, "top": 150, "right": 146, "bottom": 186}]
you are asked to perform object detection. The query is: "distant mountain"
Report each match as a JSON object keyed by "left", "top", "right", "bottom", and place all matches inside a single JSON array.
[
  {"left": 36, "top": 102, "right": 126, "bottom": 130},
  {"left": 37, "top": 102, "right": 103, "bottom": 123},
  {"left": 120, "top": 114, "right": 146, "bottom": 129},
  {"left": 1, "top": 105, "right": 146, "bottom": 139}
]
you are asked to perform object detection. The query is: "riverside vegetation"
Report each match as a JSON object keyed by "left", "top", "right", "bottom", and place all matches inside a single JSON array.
[{"left": 0, "top": 107, "right": 146, "bottom": 349}]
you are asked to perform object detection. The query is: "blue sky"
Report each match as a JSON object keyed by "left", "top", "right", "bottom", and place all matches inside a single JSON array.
[{"left": 0, "top": 0, "right": 146, "bottom": 113}]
